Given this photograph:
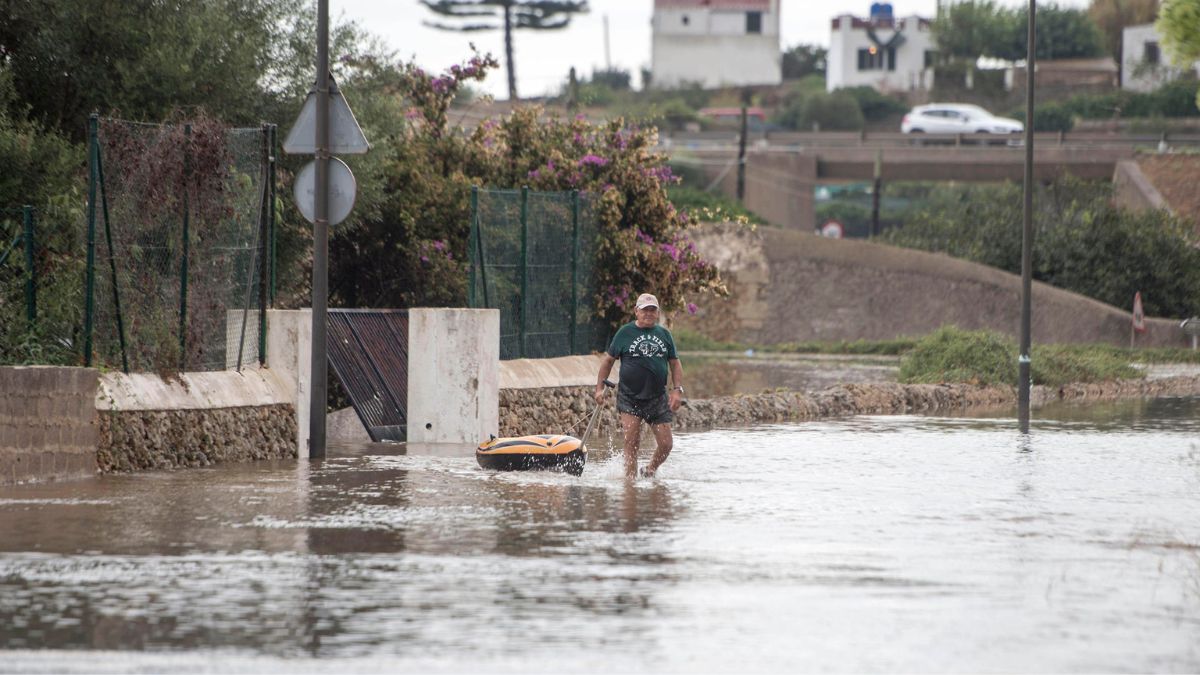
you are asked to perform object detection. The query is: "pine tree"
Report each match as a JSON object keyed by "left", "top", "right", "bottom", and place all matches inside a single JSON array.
[{"left": 420, "top": 1, "right": 590, "bottom": 100}]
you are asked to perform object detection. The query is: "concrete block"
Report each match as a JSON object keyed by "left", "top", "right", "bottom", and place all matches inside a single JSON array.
[
  {"left": 266, "top": 309, "right": 313, "bottom": 459},
  {"left": 407, "top": 308, "right": 500, "bottom": 444}
]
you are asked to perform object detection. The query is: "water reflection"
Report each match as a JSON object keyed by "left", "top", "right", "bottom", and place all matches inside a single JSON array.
[{"left": 684, "top": 352, "right": 898, "bottom": 397}]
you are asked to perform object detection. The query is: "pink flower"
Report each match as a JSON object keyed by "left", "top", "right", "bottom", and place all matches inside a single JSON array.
[
  {"left": 578, "top": 154, "right": 608, "bottom": 168},
  {"left": 686, "top": 302, "right": 698, "bottom": 315}
]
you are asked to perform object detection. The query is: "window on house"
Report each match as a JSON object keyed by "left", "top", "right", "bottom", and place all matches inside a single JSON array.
[
  {"left": 681, "top": 14, "right": 689, "bottom": 26},
  {"left": 746, "top": 11, "right": 762, "bottom": 34},
  {"left": 924, "top": 50, "right": 938, "bottom": 69},
  {"left": 858, "top": 47, "right": 895, "bottom": 71},
  {"left": 1144, "top": 41, "right": 1160, "bottom": 65}
]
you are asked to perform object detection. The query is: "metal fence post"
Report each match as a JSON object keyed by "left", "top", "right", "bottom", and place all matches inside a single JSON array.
[
  {"left": 179, "top": 123, "right": 191, "bottom": 371},
  {"left": 84, "top": 115, "right": 98, "bottom": 366},
  {"left": 268, "top": 124, "right": 277, "bottom": 308},
  {"left": 258, "top": 124, "right": 269, "bottom": 366},
  {"left": 474, "top": 187, "right": 491, "bottom": 309},
  {"left": 96, "top": 134, "right": 130, "bottom": 374},
  {"left": 468, "top": 185, "right": 478, "bottom": 308},
  {"left": 22, "top": 205, "right": 36, "bottom": 324},
  {"left": 569, "top": 190, "right": 580, "bottom": 355},
  {"left": 519, "top": 186, "right": 529, "bottom": 358}
]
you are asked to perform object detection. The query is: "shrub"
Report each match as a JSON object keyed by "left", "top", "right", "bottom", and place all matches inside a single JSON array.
[
  {"left": 1011, "top": 101, "right": 1075, "bottom": 131},
  {"left": 898, "top": 326, "right": 1141, "bottom": 386},
  {"left": 792, "top": 91, "right": 865, "bottom": 131},
  {"left": 839, "top": 86, "right": 908, "bottom": 122},
  {"left": 329, "top": 52, "right": 726, "bottom": 328}
]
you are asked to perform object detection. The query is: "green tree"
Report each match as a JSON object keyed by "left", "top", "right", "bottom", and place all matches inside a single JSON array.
[
  {"left": 781, "top": 44, "right": 828, "bottom": 80},
  {"left": 0, "top": 0, "right": 325, "bottom": 141},
  {"left": 933, "top": 0, "right": 1013, "bottom": 61},
  {"left": 1158, "top": 0, "right": 1200, "bottom": 110},
  {"left": 420, "top": 0, "right": 590, "bottom": 101},
  {"left": 934, "top": 1, "right": 1106, "bottom": 61},
  {"left": 1088, "top": 0, "right": 1160, "bottom": 58},
  {"left": 998, "top": 4, "right": 1107, "bottom": 61}
]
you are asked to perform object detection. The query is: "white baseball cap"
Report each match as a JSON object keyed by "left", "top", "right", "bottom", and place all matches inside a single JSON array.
[{"left": 635, "top": 293, "right": 659, "bottom": 309}]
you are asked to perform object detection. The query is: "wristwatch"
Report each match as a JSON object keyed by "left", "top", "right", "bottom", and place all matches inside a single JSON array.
[{"left": 672, "top": 386, "right": 684, "bottom": 393}]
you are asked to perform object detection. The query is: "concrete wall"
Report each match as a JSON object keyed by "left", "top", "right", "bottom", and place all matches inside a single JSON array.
[
  {"left": 675, "top": 224, "right": 1191, "bottom": 348},
  {"left": 407, "top": 308, "right": 500, "bottom": 444},
  {"left": 1121, "top": 23, "right": 1200, "bottom": 92},
  {"left": 96, "top": 368, "right": 297, "bottom": 472},
  {"left": 828, "top": 15, "right": 935, "bottom": 92},
  {"left": 1113, "top": 160, "right": 1171, "bottom": 214},
  {"left": 651, "top": 1, "right": 781, "bottom": 88},
  {"left": 0, "top": 367, "right": 98, "bottom": 485}
]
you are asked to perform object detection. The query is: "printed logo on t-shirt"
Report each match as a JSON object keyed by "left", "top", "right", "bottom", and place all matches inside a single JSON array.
[{"left": 629, "top": 333, "right": 667, "bottom": 358}]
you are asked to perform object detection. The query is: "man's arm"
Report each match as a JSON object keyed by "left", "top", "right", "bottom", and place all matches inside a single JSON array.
[
  {"left": 668, "top": 358, "right": 684, "bottom": 411},
  {"left": 594, "top": 354, "right": 617, "bottom": 404}
]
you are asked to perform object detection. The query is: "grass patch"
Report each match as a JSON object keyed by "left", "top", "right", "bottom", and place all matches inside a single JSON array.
[{"left": 898, "top": 326, "right": 1142, "bottom": 387}]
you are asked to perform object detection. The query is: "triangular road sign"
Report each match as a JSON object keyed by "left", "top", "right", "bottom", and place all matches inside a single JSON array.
[{"left": 283, "top": 75, "right": 370, "bottom": 155}]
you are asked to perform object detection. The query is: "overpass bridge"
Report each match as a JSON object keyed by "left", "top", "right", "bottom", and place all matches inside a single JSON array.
[{"left": 662, "top": 131, "right": 1200, "bottom": 230}]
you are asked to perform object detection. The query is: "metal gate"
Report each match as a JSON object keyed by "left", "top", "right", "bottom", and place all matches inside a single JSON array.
[{"left": 327, "top": 309, "right": 409, "bottom": 442}]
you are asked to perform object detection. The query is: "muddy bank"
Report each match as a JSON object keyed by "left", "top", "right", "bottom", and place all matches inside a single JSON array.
[{"left": 498, "top": 375, "right": 1200, "bottom": 436}]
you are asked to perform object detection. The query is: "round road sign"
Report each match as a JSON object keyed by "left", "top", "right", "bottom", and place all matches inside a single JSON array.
[{"left": 293, "top": 157, "right": 357, "bottom": 226}]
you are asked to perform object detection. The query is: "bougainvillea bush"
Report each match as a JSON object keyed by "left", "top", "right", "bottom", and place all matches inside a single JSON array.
[{"left": 328, "top": 52, "right": 725, "bottom": 329}]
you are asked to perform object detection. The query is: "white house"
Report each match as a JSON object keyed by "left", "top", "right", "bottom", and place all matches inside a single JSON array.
[
  {"left": 827, "top": 4, "right": 935, "bottom": 92},
  {"left": 650, "top": 0, "right": 782, "bottom": 89},
  {"left": 1122, "top": 23, "right": 1200, "bottom": 92}
]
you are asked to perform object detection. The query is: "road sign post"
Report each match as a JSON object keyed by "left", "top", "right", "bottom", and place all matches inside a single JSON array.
[{"left": 283, "top": 0, "right": 369, "bottom": 460}]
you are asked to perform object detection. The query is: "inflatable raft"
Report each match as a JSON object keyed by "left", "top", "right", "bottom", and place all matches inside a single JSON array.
[{"left": 476, "top": 434, "right": 586, "bottom": 476}]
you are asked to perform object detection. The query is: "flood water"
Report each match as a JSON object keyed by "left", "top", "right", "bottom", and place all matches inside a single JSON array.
[{"left": 2, "top": 397, "right": 1199, "bottom": 673}]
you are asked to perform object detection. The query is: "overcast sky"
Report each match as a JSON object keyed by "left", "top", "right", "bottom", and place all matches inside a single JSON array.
[{"left": 335, "top": 0, "right": 1088, "bottom": 99}]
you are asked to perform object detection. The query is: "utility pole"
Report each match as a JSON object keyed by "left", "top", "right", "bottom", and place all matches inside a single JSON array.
[
  {"left": 1018, "top": 0, "right": 1036, "bottom": 433},
  {"left": 310, "top": 0, "right": 331, "bottom": 458},
  {"left": 871, "top": 149, "right": 882, "bottom": 237},
  {"left": 737, "top": 90, "right": 750, "bottom": 202}
]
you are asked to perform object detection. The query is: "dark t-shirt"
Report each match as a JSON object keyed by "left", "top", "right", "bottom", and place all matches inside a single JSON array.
[{"left": 606, "top": 322, "right": 678, "bottom": 400}]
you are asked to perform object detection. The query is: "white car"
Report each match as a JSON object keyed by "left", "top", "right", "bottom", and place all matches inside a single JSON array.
[{"left": 901, "top": 104, "right": 1024, "bottom": 135}]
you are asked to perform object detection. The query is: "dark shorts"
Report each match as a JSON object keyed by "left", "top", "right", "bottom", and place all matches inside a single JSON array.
[{"left": 616, "top": 389, "right": 673, "bottom": 425}]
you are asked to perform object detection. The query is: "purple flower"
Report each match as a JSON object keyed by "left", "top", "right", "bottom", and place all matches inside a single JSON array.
[
  {"left": 578, "top": 154, "right": 608, "bottom": 168},
  {"left": 528, "top": 168, "right": 541, "bottom": 180},
  {"left": 634, "top": 228, "right": 653, "bottom": 245},
  {"left": 687, "top": 302, "right": 698, "bottom": 315},
  {"left": 433, "top": 240, "right": 446, "bottom": 251},
  {"left": 420, "top": 255, "right": 430, "bottom": 263}
]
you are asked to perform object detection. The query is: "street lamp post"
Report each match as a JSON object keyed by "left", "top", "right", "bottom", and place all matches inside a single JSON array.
[{"left": 1018, "top": 0, "right": 1037, "bottom": 432}]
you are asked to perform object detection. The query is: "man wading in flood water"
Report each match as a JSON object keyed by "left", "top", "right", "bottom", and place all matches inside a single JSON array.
[{"left": 594, "top": 293, "right": 684, "bottom": 478}]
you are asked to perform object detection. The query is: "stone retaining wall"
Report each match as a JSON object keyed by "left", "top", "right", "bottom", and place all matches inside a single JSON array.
[
  {"left": 97, "top": 405, "right": 297, "bottom": 472},
  {"left": 499, "top": 375, "right": 1200, "bottom": 436},
  {"left": 95, "top": 368, "right": 298, "bottom": 474},
  {"left": 0, "top": 366, "right": 99, "bottom": 485}
]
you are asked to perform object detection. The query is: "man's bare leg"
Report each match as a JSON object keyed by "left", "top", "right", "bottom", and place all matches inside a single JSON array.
[
  {"left": 641, "top": 423, "right": 673, "bottom": 478},
  {"left": 621, "top": 412, "right": 642, "bottom": 478}
]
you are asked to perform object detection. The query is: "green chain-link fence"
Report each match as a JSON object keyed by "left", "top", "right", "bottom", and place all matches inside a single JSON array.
[
  {"left": 85, "top": 115, "right": 276, "bottom": 374},
  {"left": 0, "top": 206, "right": 36, "bottom": 326},
  {"left": 468, "top": 186, "right": 607, "bottom": 360}
]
